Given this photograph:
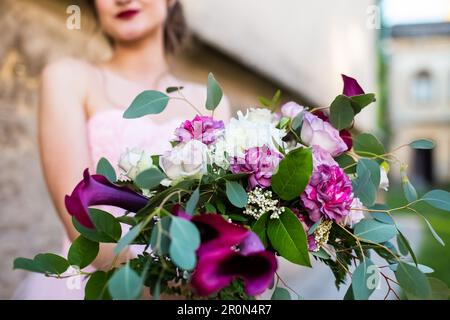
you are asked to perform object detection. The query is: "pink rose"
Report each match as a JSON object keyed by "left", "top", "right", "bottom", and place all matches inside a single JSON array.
[
  {"left": 281, "top": 102, "right": 304, "bottom": 119},
  {"left": 300, "top": 112, "right": 347, "bottom": 157}
]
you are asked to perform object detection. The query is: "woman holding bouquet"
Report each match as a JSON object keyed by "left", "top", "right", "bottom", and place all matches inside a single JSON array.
[{"left": 14, "top": 0, "right": 230, "bottom": 299}]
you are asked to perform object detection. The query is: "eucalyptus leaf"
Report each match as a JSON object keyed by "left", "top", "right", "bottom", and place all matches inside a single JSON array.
[
  {"left": 169, "top": 217, "right": 200, "bottom": 270},
  {"left": 422, "top": 215, "right": 445, "bottom": 246},
  {"left": 205, "top": 73, "right": 223, "bottom": 110},
  {"left": 135, "top": 168, "right": 165, "bottom": 189},
  {"left": 225, "top": 180, "right": 248, "bottom": 208},
  {"left": 352, "top": 258, "right": 379, "bottom": 300},
  {"left": 185, "top": 188, "right": 200, "bottom": 215},
  {"left": 123, "top": 90, "right": 170, "bottom": 118},
  {"left": 271, "top": 147, "right": 313, "bottom": 201},
  {"left": 335, "top": 153, "right": 356, "bottom": 174},
  {"left": 401, "top": 170, "right": 418, "bottom": 203},
  {"left": 96, "top": 157, "right": 116, "bottom": 183},
  {"left": 108, "top": 264, "right": 142, "bottom": 300},
  {"left": 409, "top": 139, "right": 435, "bottom": 150},
  {"left": 114, "top": 223, "right": 144, "bottom": 255},
  {"left": 150, "top": 216, "right": 171, "bottom": 255},
  {"left": 396, "top": 230, "right": 418, "bottom": 265},
  {"left": 271, "top": 287, "right": 291, "bottom": 300},
  {"left": 395, "top": 261, "right": 431, "bottom": 299},
  {"left": 354, "top": 219, "right": 397, "bottom": 243},
  {"left": 422, "top": 189, "right": 450, "bottom": 212}
]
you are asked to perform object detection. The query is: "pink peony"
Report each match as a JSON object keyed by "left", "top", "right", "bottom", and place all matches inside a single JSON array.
[
  {"left": 230, "top": 146, "right": 283, "bottom": 189},
  {"left": 301, "top": 164, "right": 353, "bottom": 223},
  {"left": 300, "top": 112, "right": 348, "bottom": 157},
  {"left": 175, "top": 115, "right": 224, "bottom": 145}
]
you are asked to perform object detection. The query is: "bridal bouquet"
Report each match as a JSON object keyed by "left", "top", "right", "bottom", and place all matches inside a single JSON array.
[{"left": 15, "top": 74, "right": 450, "bottom": 300}]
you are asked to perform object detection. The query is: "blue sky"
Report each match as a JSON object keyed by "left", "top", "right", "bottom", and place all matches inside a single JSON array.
[{"left": 382, "top": 0, "right": 450, "bottom": 25}]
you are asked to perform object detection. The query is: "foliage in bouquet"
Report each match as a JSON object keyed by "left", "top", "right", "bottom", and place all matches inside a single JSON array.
[{"left": 14, "top": 73, "right": 450, "bottom": 300}]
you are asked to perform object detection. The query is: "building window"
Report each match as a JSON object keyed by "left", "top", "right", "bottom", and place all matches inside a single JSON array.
[{"left": 411, "top": 70, "right": 433, "bottom": 105}]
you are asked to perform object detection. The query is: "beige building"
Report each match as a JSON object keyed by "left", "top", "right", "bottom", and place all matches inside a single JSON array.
[{"left": 387, "top": 22, "right": 450, "bottom": 184}]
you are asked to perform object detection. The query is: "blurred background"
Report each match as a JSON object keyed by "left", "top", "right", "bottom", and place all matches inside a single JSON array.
[{"left": 0, "top": 0, "right": 448, "bottom": 299}]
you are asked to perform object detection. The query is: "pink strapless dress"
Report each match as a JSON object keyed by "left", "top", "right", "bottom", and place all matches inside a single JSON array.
[{"left": 14, "top": 109, "right": 184, "bottom": 299}]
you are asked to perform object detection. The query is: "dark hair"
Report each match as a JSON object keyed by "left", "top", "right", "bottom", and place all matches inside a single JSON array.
[{"left": 86, "top": 0, "right": 187, "bottom": 54}]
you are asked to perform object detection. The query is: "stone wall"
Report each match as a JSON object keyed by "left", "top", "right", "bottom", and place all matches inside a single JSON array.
[{"left": 0, "top": 0, "right": 301, "bottom": 299}]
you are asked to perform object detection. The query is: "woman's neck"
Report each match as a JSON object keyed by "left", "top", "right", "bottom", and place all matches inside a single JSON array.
[{"left": 104, "top": 28, "right": 169, "bottom": 86}]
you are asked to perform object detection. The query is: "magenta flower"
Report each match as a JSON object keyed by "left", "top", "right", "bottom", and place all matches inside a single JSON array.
[
  {"left": 300, "top": 164, "right": 353, "bottom": 223},
  {"left": 230, "top": 146, "right": 283, "bottom": 189},
  {"left": 172, "top": 207, "right": 277, "bottom": 296},
  {"left": 64, "top": 169, "right": 148, "bottom": 228},
  {"left": 342, "top": 74, "right": 365, "bottom": 97},
  {"left": 175, "top": 115, "right": 224, "bottom": 145}
]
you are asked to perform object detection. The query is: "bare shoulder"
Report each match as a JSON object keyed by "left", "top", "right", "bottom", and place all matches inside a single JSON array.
[{"left": 41, "top": 58, "right": 94, "bottom": 96}]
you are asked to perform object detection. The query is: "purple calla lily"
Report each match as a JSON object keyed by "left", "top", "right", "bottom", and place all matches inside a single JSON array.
[
  {"left": 342, "top": 74, "right": 365, "bottom": 97},
  {"left": 65, "top": 169, "right": 148, "bottom": 228},
  {"left": 172, "top": 206, "right": 277, "bottom": 296}
]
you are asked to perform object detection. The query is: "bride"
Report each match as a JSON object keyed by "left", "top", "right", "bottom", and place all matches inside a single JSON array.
[{"left": 14, "top": 0, "right": 230, "bottom": 299}]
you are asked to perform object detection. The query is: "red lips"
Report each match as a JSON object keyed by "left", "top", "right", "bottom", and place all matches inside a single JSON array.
[{"left": 116, "top": 9, "right": 139, "bottom": 20}]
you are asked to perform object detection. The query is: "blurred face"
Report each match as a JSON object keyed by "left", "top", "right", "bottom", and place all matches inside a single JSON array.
[{"left": 95, "top": 0, "right": 171, "bottom": 43}]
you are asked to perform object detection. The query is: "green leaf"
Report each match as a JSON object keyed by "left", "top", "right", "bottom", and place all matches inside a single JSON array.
[
  {"left": 68, "top": 236, "right": 99, "bottom": 268},
  {"left": 135, "top": 168, "right": 165, "bottom": 189},
  {"left": 371, "top": 212, "right": 394, "bottom": 225},
  {"left": 114, "top": 223, "right": 144, "bottom": 255},
  {"left": 185, "top": 188, "right": 200, "bottom": 215},
  {"left": 258, "top": 96, "right": 272, "bottom": 107},
  {"left": 350, "top": 93, "right": 376, "bottom": 113},
  {"left": 267, "top": 208, "right": 311, "bottom": 266},
  {"left": 353, "top": 133, "right": 385, "bottom": 157},
  {"left": 271, "top": 287, "right": 291, "bottom": 300},
  {"left": 427, "top": 277, "right": 450, "bottom": 300},
  {"left": 422, "top": 189, "right": 450, "bottom": 212},
  {"left": 96, "top": 157, "right": 116, "bottom": 183},
  {"left": 395, "top": 261, "right": 431, "bottom": 299},
  {"left": 123, "top": 90, "right": 170, "bottom": 119},
  {"left": 166, "top": 86, "right": 184, "bottom": 94},
  {"left": 272, "top": 89, "right": 282, "bottom": 106},
  {"left": 352, "top": 159, "right": 380, "bottom": 207},
  {"left": 396, "top": 230, "right": 418, "bottom": 265},
  {"left": 205, "top": 73, "right": 223, "bottom": 110},
  {"left": 291, "top": 112, "right": 304, "bottom": 130},
  {"left": 409, "top": 139, "right": 435, "bottom": 150},
  {"left": 108, "top": 264, "right": 142, "bottom": 300},
  {"left": 390, "top": 263, "right": 434, "bottom": 274},
  {"left": 228, "top": 214, "right": 248, "bottom": 222},
  {"left": 15, "top": 253, "right": 71, "bottom": 275},
  {"left": 335, "top": 153, "right": 356, "bottom": 174},
  {"left": 169, "top": 217, "right": 201, "bottom": 270},
  {"left": 204, "top": 203, "right": 216, "bottom": 213},
  {"left": 85, "top": 271, "right": 112, "bottom": 300},
  {"left": 330, "top": 95, "right": 355, "bottom": 130},
  {"left": 354, "top": 219, "right": 397, "bottom": 243},
  {"left": 252, "top": 212, "right": 269, "bottom": 247},
  {"left": 311, "top": 248, "right": 331, "bottom": 260},
  {"left": 225, "top": 180, "right": 248, "bottom": 208},
  {"left": 352, "top": 258, "right": 379, "bottom": 300},
  {"left": 422, "top": 216, "right": 445, "bottom": 246},
  {"left": 271, "top": 147, "right": 313, "bottom": 201},
  {"left": 150, "top": 217, "right": 171, "bottom": 255},
  {"left": 73, "top": 209, "right": 122, "bottom": 243}
]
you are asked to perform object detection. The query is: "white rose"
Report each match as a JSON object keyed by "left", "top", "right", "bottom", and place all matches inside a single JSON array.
[
  {"left": 379, "top": 166, "right": 389, "bottom": 191},
  {"left": 221, "top": 108, "right": 286, "bottom": 158},
  {"left": 242, "top": 108, "right": 277, "bottom": 124},
  {"left": 159, "top": 140, "right": 209, "bottom": 186},
  {"left": 345, "top": 197, "right": 365, "bottom": 227},
  {"left": 118, "top": 148, "right": 153, "bottom": 180}
]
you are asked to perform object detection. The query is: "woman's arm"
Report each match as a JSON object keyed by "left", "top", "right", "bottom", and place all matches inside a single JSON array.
[{"left": 38, "top": 59, "right": 131, "bottom": 269}]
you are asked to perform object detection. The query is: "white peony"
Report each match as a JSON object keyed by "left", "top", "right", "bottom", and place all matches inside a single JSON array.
[
  {"left": 159, "top": 140, "right": 209, "bottom": 186},
  {"left": 218, "top": 108, "right": 286, "bottom": 159},
  {"left": 118, "top": 148, "right": 154, "bottom": 181},
  {"left": 345, "top": 197, "right": 365, "bottom": 227}
]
